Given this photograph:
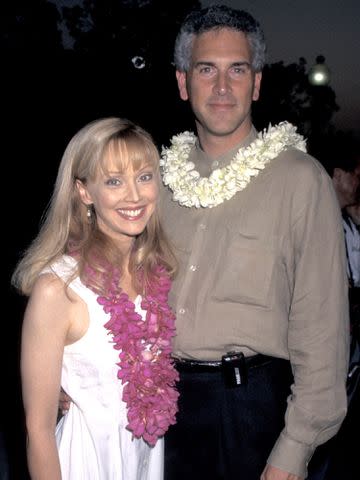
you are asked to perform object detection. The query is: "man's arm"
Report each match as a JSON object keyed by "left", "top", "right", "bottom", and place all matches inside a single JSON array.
[{"left": 267, "top": 158, "right": 349, "bottom": 478}]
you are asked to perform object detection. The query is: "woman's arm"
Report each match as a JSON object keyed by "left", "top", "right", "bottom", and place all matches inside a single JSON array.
[{"left": 21, "top": 273, "right": 72, "bottom": 480}]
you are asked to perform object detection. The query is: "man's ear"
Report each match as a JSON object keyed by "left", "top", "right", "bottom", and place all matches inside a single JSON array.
[
  {"left": 176, "top": 70, "right": 189, "bottom": 101},
  {"left": 252, "top": 72, "right": 262, "bottom": 102},
  {"left": 75, "top": 179, "right": 93, "bottom": 205}
]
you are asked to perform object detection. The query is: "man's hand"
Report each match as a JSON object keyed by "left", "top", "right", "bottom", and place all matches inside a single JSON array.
[
  {"left": 261, "top": 464, "right": 303, "bottom": 480},
  {"left": 59, "top": 388, "right": 72, "bottom": 416}
]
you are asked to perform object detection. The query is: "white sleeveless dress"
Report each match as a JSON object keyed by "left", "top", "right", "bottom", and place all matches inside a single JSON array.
[{"left": 46, "top": 255, "right": 163, "bottom": 480}]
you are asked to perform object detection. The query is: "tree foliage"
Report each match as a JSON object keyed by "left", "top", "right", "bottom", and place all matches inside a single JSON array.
[
  {"left": 0, "top": 0, "right": 62, "bottom": 51},
  {"left": 253, "top": 57, "right": 340, "bottom": 156},
  {"left": 62, "top": 0, "right": 201, "bottom": 66},
  {"left": 2, "top": 1, "right": 342, "bottom": 150},
  {"left": 57, "top": 0, "right": 200, "bottom": 144}
]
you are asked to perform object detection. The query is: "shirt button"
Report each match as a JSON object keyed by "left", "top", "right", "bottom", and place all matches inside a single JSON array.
[
  {"left": 189, "top": 265, "right": 197, "bottom": 272},
  {"left": 179, "top": 308, "right": 185, "bottom": 314},
  {"left": 212, "top": 160, "right": 219, "bottom": 168},
  {"left": 199, "top": 223, "right": 206, "bottom": 230}
]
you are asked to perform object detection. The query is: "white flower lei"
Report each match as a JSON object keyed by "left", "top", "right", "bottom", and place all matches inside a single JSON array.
[{"left": 160, "top": 121, "right": 307, "bottom": 208}]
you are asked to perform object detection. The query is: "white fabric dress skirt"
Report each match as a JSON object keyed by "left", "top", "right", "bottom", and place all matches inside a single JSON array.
[{"left": 48, "top": 256, "right": 163, "bottom": 479}]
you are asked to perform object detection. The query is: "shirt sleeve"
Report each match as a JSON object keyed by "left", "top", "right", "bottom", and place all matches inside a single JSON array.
[{"left": 267, "top": 157, "right": 350, "bottom": 478}]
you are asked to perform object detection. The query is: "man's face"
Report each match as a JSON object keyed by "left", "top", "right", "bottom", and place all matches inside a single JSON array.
[
  {"left": 334, "top": 164, "right": 360, "bottom": 208},
  {"left": 176, "top": 28, "right": 262, "bottom": 146}
]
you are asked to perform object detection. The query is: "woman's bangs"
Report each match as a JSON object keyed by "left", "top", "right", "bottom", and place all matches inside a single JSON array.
[{"left": 102, "top": 135, "right": 159, "bottom": 174}]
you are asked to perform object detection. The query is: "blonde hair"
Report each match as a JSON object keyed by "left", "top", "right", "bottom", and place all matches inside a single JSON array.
[{"left": 12, "top": 117, "right": 177, "bottom": 296}]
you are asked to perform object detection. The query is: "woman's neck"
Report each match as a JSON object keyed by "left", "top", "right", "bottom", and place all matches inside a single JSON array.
[{"left": 119, "top": 261, "right": 139, "bottom": 302}]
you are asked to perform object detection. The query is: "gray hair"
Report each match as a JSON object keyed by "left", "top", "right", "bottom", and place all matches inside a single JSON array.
[{"left": 174, "top": 4, "right": 266, "bottom": 73}]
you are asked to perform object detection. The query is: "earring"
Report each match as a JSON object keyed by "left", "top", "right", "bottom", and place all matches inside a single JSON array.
[{"left": 87, "top": 205, "right": 92, "bottom": 218}]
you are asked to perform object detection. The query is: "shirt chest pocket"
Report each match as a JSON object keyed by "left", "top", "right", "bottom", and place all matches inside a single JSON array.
[{"left": 211, "top": 235, "right": 275, "bottom": 308}]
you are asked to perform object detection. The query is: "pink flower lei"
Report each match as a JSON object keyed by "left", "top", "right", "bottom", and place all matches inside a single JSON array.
[{"left": 94, "top": 265, "right": 179, "bottom": 446}]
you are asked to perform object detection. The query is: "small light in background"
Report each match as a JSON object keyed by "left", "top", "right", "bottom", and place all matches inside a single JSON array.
[
  {"left": 131, "top": 56, "right": 146, "bottom": 69},
  {"left": 308, "top": 55, "right": 331, "bottom": 86}
]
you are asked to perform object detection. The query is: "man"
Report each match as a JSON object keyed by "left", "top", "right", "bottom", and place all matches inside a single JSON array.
[
  {"left": 321, "top": 137, "right": 360, "bottom": 392},
  {"left": 325, "top": 137, "right": 360, "bottom": 211},
  {"left": 343, "top": 204, "right": 360, "bottom": 289},
  {"left": 59, "top": 5, "right": 349, "bottom": 479},
  {"left": 322, "top": 135, "right": 360, "bottom": 287},
  {"left": 307, "top": 136, "right": 360, "bottom": 480},
  {"left": 160, "top": 5, "right": 349, "bottom": 480}
]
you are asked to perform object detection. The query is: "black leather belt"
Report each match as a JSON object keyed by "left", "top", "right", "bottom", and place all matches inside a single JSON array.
[{"left": 173, "top": 353, "right": 273, "bottom": 373}]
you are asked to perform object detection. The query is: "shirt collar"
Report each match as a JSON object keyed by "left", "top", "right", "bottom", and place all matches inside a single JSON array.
[{"left": 192, "top": 126, "right": 258, "bottom": 176}]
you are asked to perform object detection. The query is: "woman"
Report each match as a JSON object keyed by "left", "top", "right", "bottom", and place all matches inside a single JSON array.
[{"left": 12, "top": 117, "right": 178, "bottom": 479}]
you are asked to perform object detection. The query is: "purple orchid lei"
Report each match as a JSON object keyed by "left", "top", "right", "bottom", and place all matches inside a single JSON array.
[{"left": 96, "top": 265, "right": 179, "bottom": 446}]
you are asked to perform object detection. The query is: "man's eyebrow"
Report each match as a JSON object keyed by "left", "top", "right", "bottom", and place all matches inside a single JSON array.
[
  {"left": 193, "top": 60, "right": 251, "bottom": 68},
  {"left": 231, "top": 61, "right": 251, "bottom": 67},
  {"left": 193, "top": 61, "right": 215, "bottom": 68}
]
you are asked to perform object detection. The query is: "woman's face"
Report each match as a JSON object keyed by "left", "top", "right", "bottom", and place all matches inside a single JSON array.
[{"left": 77, "top": 155, "right": 159, "bottom": 251}]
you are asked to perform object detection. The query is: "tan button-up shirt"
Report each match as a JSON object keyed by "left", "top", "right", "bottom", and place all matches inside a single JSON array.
[{"left": 160, "top": 127, "right": 349, "bottom": 478}]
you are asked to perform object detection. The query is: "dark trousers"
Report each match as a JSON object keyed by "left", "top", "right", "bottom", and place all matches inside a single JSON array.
[{"left": 165, "top": 357, "right": 293, "bottom": 480}]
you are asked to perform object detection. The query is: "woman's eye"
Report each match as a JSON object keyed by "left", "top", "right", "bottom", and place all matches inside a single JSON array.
[
  {"left": 105, "top": 178, "right": 121, "bottom": 186},
  {"left": 139, "top": 173, "right": 153, "bottom": 182}
]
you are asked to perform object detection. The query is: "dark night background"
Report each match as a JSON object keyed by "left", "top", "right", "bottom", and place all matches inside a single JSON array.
[{"left": 2, "top": 1, "right": 359, "bottom": 478}]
